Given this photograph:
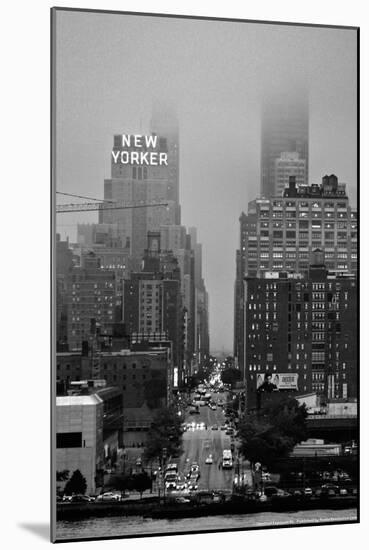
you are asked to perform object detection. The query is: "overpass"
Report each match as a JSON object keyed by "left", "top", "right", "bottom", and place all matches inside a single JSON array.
[{"left": 306, "top": 414, "right": 357, "bottom": 442}]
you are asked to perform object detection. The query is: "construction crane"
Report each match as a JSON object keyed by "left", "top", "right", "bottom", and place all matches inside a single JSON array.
[{"left": 56, "top": 191, "right": 169, "bottom": 213}]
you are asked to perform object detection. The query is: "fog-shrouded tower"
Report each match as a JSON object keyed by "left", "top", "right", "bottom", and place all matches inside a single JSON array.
[
  {"left": 150, "top": 101, "right": 181, "bottom": 224},
  {"left": 261, "top": 89, "right": 309, "bottom": 197}
]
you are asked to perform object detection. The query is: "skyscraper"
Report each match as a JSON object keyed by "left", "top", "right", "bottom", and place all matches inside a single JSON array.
[
  {"left": 150, "top": 101, "right": 181, "bottom": 224},
  {"left": 261, "top": 90, "right": 309, "bottom": 197},
  {"left": 234, "top": 174, "right": 357, "bottom": 368},
  {"left": 100, "top": 134, "right": 176, "bottom": 266},
  {"left": 274, "top": 151, "right": 307, "bottom": 196}
]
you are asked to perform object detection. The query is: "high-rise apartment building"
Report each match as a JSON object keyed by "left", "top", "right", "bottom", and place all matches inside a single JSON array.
[
  {"left": 243, "top": 254, "right": 357, "bottom": 409},
  {"left": 64, "top": 252, "right": 118, "bottom": 350},
  {"left": 122, "top": 233, "right": 184, "bottom": 383},
  {"left": 234, "top": 174, "right": 357, "bottom": 366},
  {"left": 261, "top": 91, "right": 309, "bottom": 197},
  {"left": 241, "top": 175, "right": 356, "bottom": 276}
]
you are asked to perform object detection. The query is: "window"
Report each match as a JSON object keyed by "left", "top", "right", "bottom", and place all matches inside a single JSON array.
[{"left": 57, "top": 432, "right": 82, "bottom": 448}]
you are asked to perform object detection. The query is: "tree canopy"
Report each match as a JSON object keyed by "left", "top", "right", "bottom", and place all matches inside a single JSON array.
[
  {"left": 221, "top": 367, "right": 241, "bottom": 387},
  {"left": 144, "top": 376, "right": 167, "bottom": 408},
  {"left": 144, "top": 406, "right": 183, "bottom": 462},
  {"left": 110, "top": 474, "right": 134, "bottom": 496},
  {"left": 238, "top": 397, "right": 308, "bottom": 469},
  {"left": 64, "top": 469, "right": 87, "bottom": 495}
]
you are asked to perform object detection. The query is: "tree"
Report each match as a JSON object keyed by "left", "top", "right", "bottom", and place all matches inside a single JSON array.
[
  {"left": 56, "top": 469, "right": 69, "bottom": 482},
  {"left": 221, "top": 367, "right": 241, "bottom": 388},
  {"left": 144, "top": 376, "right": 167, "bottom": 408},
  {"left": 64, "top": 469, "right": 87, "bottom": 495},
  {"left": 132, "top": 472, "right": 152, "bottom": 498},
  {"left": 144, "top": 406, "right": 183, "bottom": 462},
  {"left": 110, "top": 474, "right": 134, "bottom": 497},
  {"left": 238, "top": 397, "right": 308, "bottom": 470}
]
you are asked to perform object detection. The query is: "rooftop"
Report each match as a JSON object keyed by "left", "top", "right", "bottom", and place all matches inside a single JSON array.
[{"left": 56, "top": 394, "right": 103, "bottom": 407}]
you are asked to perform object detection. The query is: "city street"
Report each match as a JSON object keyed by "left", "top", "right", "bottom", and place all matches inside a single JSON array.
[{"left": 178, "top": 394, "right": 234, "bottom": 492}]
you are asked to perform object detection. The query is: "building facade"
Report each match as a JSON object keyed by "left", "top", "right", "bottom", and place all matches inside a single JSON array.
[
  {"left": 243, "top": 257, "right": 357, "bottom": 410},
  {"left": 64, "top": 252, "right": 118, "bottom": 351},
  {"left": 56, "top": 394, "right": 104, "bottom": 495},
  {"left": 274, "top": 151, "right": 306, "bottom": 196}
]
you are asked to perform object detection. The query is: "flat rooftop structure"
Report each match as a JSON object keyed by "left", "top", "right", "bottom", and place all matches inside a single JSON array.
[{"left": 56, "top": 394, "right": 103, "bottom": 407}]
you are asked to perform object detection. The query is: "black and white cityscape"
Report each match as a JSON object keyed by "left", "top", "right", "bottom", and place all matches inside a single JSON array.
[{"left": 53, "top": 9, "right": 358, "bottom": 541}]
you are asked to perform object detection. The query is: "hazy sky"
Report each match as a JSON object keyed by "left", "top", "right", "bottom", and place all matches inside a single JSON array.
[{"left": 55, "top": 10, "right": 357, "bottom": 353}]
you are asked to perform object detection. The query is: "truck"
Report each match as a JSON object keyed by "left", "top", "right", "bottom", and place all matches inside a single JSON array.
[{"left": 222, "top": 449, "right": 233, "bottom": 469}]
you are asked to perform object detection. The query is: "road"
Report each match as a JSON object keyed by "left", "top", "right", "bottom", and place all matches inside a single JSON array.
[{"left": 178, "top": 393, "right": 234, "bottom": 493}]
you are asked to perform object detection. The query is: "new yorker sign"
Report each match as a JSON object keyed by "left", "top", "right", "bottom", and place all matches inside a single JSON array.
[{"left": 111, "top": 134, "right": 168, "bottom": 166}]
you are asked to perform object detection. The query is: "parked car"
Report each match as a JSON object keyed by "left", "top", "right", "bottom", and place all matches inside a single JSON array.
[
  {"left": 175, "top": 496, "right": 190, "bottom": 504},
  {"left": 303, "top": 487, "right": 313, "bottom": 497},
  {"left": 96, "top": 492, "right": 121, "bottom": 502},
  {"left": 211, "top": 424, "right": 219, "bottom": 430},
  {"left": 71, "top": 494, "right": 95, "bottom": 502}
]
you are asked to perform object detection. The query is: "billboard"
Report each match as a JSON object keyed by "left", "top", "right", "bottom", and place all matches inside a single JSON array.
[{"left": 256, "top": 372, "right": 299, "bottom": 391}]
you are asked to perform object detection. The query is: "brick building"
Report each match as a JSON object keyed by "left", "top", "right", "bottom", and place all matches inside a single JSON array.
[{"left": 243, "top": 253, "right": 357, "bottom": 410}]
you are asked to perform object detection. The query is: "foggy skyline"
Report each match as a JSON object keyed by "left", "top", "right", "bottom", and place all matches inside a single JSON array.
[{"left": 55, "top": 10, "right": 357, "bottom": 353}]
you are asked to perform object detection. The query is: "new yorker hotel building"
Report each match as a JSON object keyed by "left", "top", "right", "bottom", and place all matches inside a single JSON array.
[{"left": 239, "top": 175, "right": 357, "bottom": 277}]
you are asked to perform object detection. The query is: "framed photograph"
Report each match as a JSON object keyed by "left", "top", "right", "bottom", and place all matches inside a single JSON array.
[{"left": 51, "top": 7, "right": 359, "bottom": 543}]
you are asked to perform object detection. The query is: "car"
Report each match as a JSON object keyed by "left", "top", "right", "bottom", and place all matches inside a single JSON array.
[
  {"left": 303, "top": 487, "right": 313, "bottom": 497},
  {"left": 339, "top": 488, "right": 348, "bottom": 496},
  {"left": 225, "top": 428, "right": 234, "bottom": 436},
  {"left": 220, "top": 425, "right": 227, "bottom": 431},
  {"left": 176, "top": 481, "right": 187, "bottom": 491},
  {"left": 205, "top": 454, "right": 213, "bottom": 465},
  {"left": 261, "top": 472, "right": 271, "bottom": 482},
  {"left": 190, "top": 463, "right": 199, "bottom": 472},
  {"left": 62, "top": 495, "right": 73, "bottom": 502},
  {"left": 96, "top": 492, "right": 121, "bottom": 502},
  {"left": 190, "top": 472, "right": 200, "bottom": 481},
  {"left": 188, "top": 483, "right": 198, "bottom": 491},
  {"left": 175, "top": 496, "right": 190, "bottom": 504},
  {"left": 321, "top": 483, "right": 339, "bottom": 496},
  {"left": 211, "top": 405, "right": 217, "bottom": 411},
  {"left": 165, "top": 473, "right": 177, "bottom": 482},
  {"left": 211, "top": 424, "right": 219, "bottom": 430},
  {"left": 71, "top": 494, "right": 95, "bottom": 503},
  {"left": 165, "top": 481, "right": 177, "bottom": 491}
]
